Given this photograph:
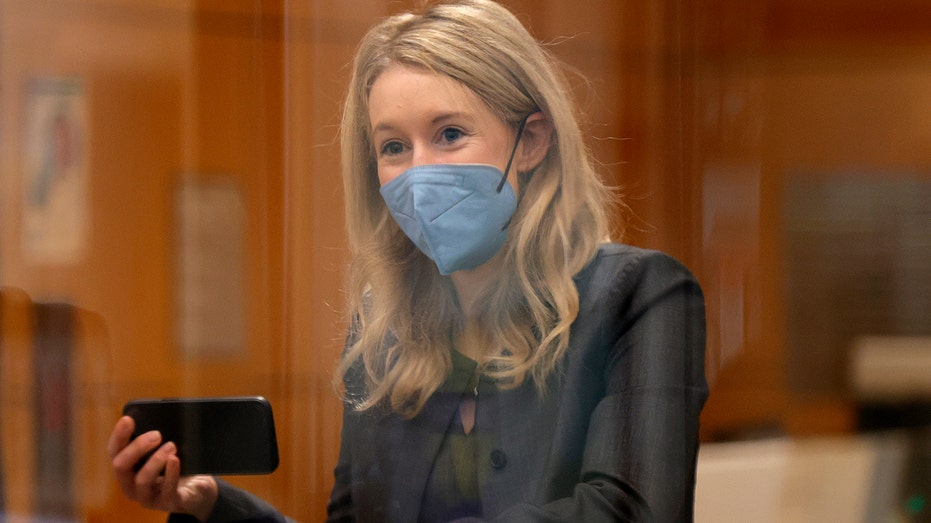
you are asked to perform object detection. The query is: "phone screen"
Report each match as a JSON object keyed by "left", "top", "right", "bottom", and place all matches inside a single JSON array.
[{"left": 123, "top": 396, "right": 279, "bottom": 476}]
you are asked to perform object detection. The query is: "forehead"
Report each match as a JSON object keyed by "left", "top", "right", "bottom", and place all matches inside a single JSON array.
[{"left": 367, "top": 65, "right": 488, "bottom": 123}]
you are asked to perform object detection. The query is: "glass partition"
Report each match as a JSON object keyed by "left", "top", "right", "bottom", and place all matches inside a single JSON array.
[{"left": 1, "top": 0, "right": 928, "bottom": 521}]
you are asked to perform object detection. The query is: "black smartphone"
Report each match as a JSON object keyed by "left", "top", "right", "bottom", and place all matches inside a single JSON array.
[{"left": 122, "top": 396, "right": 279, "bottom": 476}]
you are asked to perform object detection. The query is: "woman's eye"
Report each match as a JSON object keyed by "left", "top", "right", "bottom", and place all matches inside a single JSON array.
[
  {"left": 439, "top": 127, "right": 464, "bottom": 144},
  {"left": 380, "top": 141, "right": 405, "bottom": 157}
]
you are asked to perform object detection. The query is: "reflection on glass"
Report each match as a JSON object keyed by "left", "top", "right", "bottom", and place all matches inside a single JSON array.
[{"left": 0, "top": 0, "right": 929, "bottom": 521}]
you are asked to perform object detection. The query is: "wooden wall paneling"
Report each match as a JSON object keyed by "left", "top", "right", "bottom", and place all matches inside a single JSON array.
[
  {"left": 0, "top": 2, "right": 189, "bottom": 520},
  {"left": 0, "top": 288, "right": 37, "bottom": 518},
  {"left": 70, "top": 305, "right": 114, "bottom": 520},
  {"left": 277, "top": 1, "right": 441, "bottom": 519},
  {"left": 688, "top": 0, "right": 790, "bottom": 440},
  {"left": 279, "top": 2, "right": 375, "bottom": 517},
  {"left": 2, "top": 0, "right": 301, "bottom": 519},
  {"left": 3, "top": 0, "right": 925, "bottom": 520},
  {"left": 172, "top": 0, "right": 290, "bottom": 512},
  {"left": 697, "top": 0, "right": 931, "bottom": 438},
  {"left": 764, "top": 0, "right": 931, "bottom": 436}
]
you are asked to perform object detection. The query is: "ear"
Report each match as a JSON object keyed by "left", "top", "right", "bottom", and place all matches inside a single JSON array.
[{"left": 516, "top": 112, "right": 554, "bottom": 173}]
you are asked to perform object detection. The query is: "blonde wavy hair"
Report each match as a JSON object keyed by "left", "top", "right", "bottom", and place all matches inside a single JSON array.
[{"left": 336, "top": 0, "right": 614, "bottom": 417}]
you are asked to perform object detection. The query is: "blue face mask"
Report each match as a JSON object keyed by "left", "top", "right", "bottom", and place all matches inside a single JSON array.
[
  {"left": 380, "top": 163, "right": 517, "bottom": 275},
  {"left": 379, "top": 114, "right": 531, "bottom": 275}
]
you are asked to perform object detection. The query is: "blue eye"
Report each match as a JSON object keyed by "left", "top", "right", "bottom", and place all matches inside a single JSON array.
[
  {"left": 440, "top": 127, "right": 464, "bottom": 143},
  {"left": 380, "top": 141, "right": 405, "bottom": 157}
]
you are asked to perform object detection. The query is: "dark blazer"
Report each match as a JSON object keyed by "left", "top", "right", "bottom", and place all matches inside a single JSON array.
[
  {"left": 178, "top": 244, "right": 707, "bottom": 523},
  {"left": 327, "top": 244, "right": 708, "bottom": 522}
]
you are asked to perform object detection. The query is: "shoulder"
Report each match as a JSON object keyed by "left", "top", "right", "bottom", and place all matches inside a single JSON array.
[
  {"left": 571, "top": 243, "right": 704, "bottom": 326},
  {"left": 575, "top": 243, "right": 700, "bottom": 294}
]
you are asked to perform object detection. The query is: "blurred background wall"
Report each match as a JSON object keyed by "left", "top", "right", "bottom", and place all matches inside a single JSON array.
[{"left": 0, "top": 0, "right": 928, "bottom": 521}]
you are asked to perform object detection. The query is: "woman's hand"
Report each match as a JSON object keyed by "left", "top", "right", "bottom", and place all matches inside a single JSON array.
[{"left": 108, "top": 416, "right": 219, "bottom": 522}]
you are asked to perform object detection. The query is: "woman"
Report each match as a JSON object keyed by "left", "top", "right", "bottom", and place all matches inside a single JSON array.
[{"left": 108, "top": 1, "right": 708, "bottom": 521}]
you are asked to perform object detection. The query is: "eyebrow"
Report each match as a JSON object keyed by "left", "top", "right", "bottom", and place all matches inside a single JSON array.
[{"left": 371, "top": 110, "right": 475, "bottom": 135}]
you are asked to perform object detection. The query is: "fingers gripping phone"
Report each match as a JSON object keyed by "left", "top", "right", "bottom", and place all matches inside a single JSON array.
[{"left": 122, "top": 396, "right": 279, "bottom": 476}]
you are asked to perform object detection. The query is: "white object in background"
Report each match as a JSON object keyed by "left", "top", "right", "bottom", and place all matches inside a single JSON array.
[
  {"left": 695, "top": 433, "right": 909, "bottom": 523},
  {"left": 850, "top": 336, "right": 931, "bottom": 401},
  {"left": 695, "top": 438, "right": 790, "bottom": 523}
]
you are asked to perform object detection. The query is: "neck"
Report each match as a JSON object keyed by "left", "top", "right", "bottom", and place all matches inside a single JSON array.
[
  {"left": 449, "top": 251, "right": 503, "bottom": 319},
  {"left": 454, "top": 319, "right": 485, "bottom": 361}
]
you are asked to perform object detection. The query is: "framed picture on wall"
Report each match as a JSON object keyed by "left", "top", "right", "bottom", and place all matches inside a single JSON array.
[
  {"left": 173, "top": 179, "right": 246, "bottom": 359},
  {"left": 21, "top": 77, "right": 89, "bottom": 265}
]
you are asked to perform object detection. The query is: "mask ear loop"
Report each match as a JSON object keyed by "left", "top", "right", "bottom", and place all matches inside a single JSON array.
[{"left": 496, "top": 112, "right": 535, "bottom": 193}]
